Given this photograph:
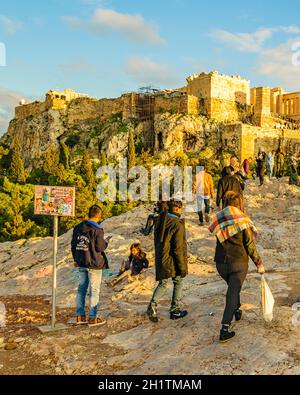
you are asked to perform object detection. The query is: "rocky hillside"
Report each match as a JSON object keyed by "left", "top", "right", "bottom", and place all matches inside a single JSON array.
[
  {"left": 0, "top": 107, "right": 133, "bottom": 168},
  {"left": 0, "top": 178, "right": 299, "bottom": 375}
]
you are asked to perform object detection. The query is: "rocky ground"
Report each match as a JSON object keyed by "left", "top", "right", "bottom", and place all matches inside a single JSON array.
[{"left": 0, "top": 178, "right": 299, "bottom": 375}]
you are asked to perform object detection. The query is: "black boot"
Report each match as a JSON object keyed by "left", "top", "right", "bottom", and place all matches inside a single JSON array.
[
  {"left": 234, "top": 309, "right": 243, "bottom": 322},
  {"left": 220, "top": 324, "right": 235, "bottom": 343},
  {"left": 170, "top": 310, "right": 188, "bottom": 320},
  {"left": 147, "top": 303, "right": 159, "bottom": 323}
]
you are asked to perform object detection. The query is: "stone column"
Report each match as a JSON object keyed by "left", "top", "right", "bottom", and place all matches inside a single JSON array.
[
  {"left": 277, "top": 95, "right": 283, "bottom": 115},
  {"left": 296, "top": 97, "right": 300, "bottom": 114}
]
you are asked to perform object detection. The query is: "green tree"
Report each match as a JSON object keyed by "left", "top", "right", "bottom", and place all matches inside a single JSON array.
[
  {"left": 60, "top": 141, "right": 70, "bottom": 170},
  {"left": 100, "top": 152, "right": 107, "bottom": 166},
  {"left": 127, "top": 129, "right": 136, "bottom": 169},
  {"left": 9, "top": 137, "right": 26, "bottom": 183},
  {"left": 80, "top": 148, "right": 95, "bottom": 189},
  {"left": 43, "top": 143, "right": 60, "bottom": 176},
  {"left": 0, "top": 178, "right": 47, "bottom": 241}
]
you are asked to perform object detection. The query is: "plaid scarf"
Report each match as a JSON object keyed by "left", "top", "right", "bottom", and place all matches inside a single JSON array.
[{"left": 209, "top": 206, "right": 257, "bottom": 243}]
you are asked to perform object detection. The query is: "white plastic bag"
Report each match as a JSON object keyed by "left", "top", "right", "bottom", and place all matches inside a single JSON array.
[{"left": 261, "top": 275, "right": 275, "bottom": 322}]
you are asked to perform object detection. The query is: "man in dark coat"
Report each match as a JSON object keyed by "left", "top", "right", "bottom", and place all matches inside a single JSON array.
[
  {"left": 71, "top": 205, "right": 110, "bottom": 327},
  {"left": 256, "top": 147, "right": 267, "bottom": 186},
  {"left": 216, "top": 166, "right": 244, "bottom": 210},
  {"left": 147, "top": 200, "right": 188, "bottom": 322}
]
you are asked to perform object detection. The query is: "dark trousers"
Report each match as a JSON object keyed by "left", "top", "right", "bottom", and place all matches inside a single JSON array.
[
  {"left": 143, "top": 214, "right": 156, "bottom": 235},
  {"left": 257, "top": 166, "right": 265, "bottom": 185},
  {"left": 216, "top": 263, "right": 248, "bottom": 325}
]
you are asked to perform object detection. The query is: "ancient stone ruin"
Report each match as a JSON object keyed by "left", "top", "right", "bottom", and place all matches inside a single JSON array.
[{"left": 2, "top": 71, "right": 300, "bottom": 166}]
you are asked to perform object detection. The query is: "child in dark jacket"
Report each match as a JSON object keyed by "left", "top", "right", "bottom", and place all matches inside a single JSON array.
[{"left": 119, "top": 243, "right": 149, "bottom": 276}]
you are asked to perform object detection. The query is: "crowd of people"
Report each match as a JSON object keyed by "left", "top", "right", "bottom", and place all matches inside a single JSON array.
[
  {"left": 70, "top": 148, "right": 298, "bottom": 343},
  {"left": 241, "top": 147, "right": 300, "bottom": 186}
]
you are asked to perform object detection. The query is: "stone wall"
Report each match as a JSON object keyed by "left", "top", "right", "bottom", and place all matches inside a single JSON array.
[
  {"left": 15, "top": 101, "right": 47, "bottom": 119},
  {"left": 186, "top": 71, "right": 251, "bottom": 122},
  {"left": 153, "top": 113, "right": 300, "bottom": 162},
  {"left": 154, "top": 94, "right": 187, "bottom": 114},
  {"left": 66, "top": 97, "right": 124, "bottom": 127},
  {"left": 240, "top": 125, "right": 300, "bottom": 160}
]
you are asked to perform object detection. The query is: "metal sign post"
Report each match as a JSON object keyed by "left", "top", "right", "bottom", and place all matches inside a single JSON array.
[
  {"left": 34, "top": 185, "right": 75, "bottom": 334},
  {"left": 51, "top": 215, "right": 59, "bottom": 329}
]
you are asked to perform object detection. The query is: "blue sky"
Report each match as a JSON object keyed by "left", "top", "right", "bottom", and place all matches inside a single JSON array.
[{"left": 1, "top": 0, "right": 300, "bottom": 133}]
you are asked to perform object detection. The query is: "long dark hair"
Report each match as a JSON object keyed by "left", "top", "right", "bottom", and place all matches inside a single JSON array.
[{"left": 129, "top": 243, "right": 145, "bottom": 260}]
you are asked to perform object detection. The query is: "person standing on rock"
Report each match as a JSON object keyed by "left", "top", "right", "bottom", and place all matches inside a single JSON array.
[
  {"left": 71, "top": 205, "right": 110, "bottom": 327},
  {"left": 216, "top": 166, "right": 244, "bottom": 211},
  {"left": 266, "top": 150, "right": 275, "bottom": 180},
  {"left": 256, "top": 148, "right": 267, "bottom": 186},
  {"left": 275, "top": 147, "right": 285, "bottom": 179},
  {"left": 193, "top": 162, "right": 214, "bottom": 226},
  {"left": 209, "top": 191, "right": 265, "bottom": 343},
  {"left": 147, "top": 199, "right": 188, "bottom": 322}
]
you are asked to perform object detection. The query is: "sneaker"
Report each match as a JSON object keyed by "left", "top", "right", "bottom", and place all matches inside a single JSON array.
[
  {"left": 88, "top": 317, "right": 106, "bottom": 327},
  {"left": 76, "top": 315, "right": 88, "bottom": 325},
  {"left": 234, "top": 309, "right": 243, "bottom": 322},
  {"left": 220, "top": 325, "right": 236, "bottom": 343},
  {"left": 205, "top": 214, "right": 210, "bottom": 223},
  {"left": 147, "top": 303, "right": 159, "bottom": 323},
  {"left": 170, "top": 310, "right": 188, "bottom": 320}
]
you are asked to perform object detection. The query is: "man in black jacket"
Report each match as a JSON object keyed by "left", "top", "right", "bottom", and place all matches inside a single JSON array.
[
  {"left": 216, "top": 166, "right": 244, "bottom": 210},
  {"left": 256, "top": 147, "right": 267, "bottom": 186},
  {"left": 147, "top": 200, "right": 188, "bottom": 322},
  {"left": 71, "top": 205, "right": 109, "bottom": 327}
]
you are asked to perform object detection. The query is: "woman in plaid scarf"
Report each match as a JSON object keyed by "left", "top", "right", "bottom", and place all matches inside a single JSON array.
[{"left": 209, "top": 191, "right": 265, "bottom": 343}]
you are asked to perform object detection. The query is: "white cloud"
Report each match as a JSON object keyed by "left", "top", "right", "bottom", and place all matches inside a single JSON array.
[
  {"left": 210, "top": 25, "right": 300, "bottom": 53},
  {"left": 126, "top": 57, "right": 178, "bottom": 87},
  {"left": 58, "top": 60, "right": 96, "bottom": 74},
  {"left": 256, "top": 38, "right": 300, "bottom": 90},
  {"left": 63, "top": 8, "right": 165, "bottom": 45},
  {"left": 0, "top": 15, "right": 22, "bottom": 35},
  {"left": 0, "top": 88, "right": 29, "bottom": 134},
  {"left": 210, "top": 28, "right": 274, "bottom": 52}
]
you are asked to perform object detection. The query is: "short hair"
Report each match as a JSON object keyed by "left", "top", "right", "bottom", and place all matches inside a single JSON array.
[
  {"left": 168, "top": 199, "right": 183, "bottom": 211},
  {"left": 88, "top": 205, "right": 102, "bottom": 218},
  {"left": 224, "top": 191, "right": 243, "bottom": 210}
]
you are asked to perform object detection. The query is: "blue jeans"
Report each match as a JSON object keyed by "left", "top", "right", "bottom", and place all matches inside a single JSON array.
[
  {"left": 76, "top": 268, "right": 103, "bottom": 318},
  {"left": 196, "top": 196, "right": 210, "bottom": 223},
  {"left": 151, "top": 276, "right": 184, "bottom": 312},
  {"left": 267, "top": 164, "right": 274, "bottom": 179}
]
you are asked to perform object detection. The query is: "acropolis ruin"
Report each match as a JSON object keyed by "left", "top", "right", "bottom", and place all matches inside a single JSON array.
[{"left": 9, "top": 71, "right": 300, "bottom": 162}]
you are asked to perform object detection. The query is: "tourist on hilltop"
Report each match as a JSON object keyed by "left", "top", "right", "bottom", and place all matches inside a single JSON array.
[
  {"left": 118, "top": 242, "right": 149, "bottom": 276},
  {"left": 242, "top": 157, "right": 250, "bottom": 178},
  {"left": 110, "top": 242, "right": 149, "bottom": 287},
  {"left": 256, "top": 148, "right": 267, "bottom": 186},
  {"left": 266, "top": 150, "right": 276, "bottom": 180},
  {"left": 230, "top": 155, "right": 246, "bottom": 190},
  {"left": 209, "top": 191, "right": 265, "bottom": 343},
  {"left": 289, "top": 152, "right": 299, "bottom": 186},
  {"left": 71, "top": 205, "right": 110, "bottom": 327},
  {"left": 275, "top": 147, "right": 285, "bottom": 179},
  {"left": 142, "top": 199, "right": 168, "bottom": 236},
  {"left": 216, "top": 166, "right": 244, "bottom": 211},
  {"left": 147, "top": 199, "right": 188, "bottom": 323},
  {"left": 193, "top": 162, "right": 214, "bottom": 226}
]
